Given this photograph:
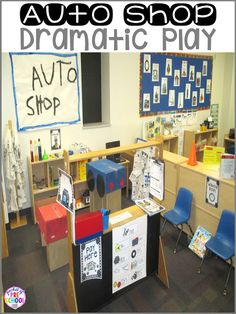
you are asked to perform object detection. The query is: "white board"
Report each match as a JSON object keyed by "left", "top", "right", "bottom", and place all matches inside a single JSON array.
[
  {"left": 112, "top": 215, "right": 147, "bottom": 294},
  {"left": 10, "top": 53, "right": 80, "bottom": 131}
]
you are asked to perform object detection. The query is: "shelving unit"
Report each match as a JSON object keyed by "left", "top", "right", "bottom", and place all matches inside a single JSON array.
[
  {"left": 224, "top": 134, "right": 235, "bottom": 154},
  {"left": 162, "top": 135, "right": 178, "bottom": 154},
  {"left": 183, "top": 128, "right": 218, "bottom": 161},
  {"left": 28, "top": 157, "right": 65, "bottom": 223}
]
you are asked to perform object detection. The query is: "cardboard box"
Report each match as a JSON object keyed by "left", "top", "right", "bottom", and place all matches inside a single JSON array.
[
  {"left": 90, "top": 188, "right": 121, "bottom": 213},
  {"left": 86, "top": 159, "right": 126, "bottom": 197},
  {"left": 75, "top": 211, "right": 103, "bottom": 244},
  {"left": 36, "top": 202, "right": 68, "bottom": 244},
  {"left": 46, "top": 237, "right": 68, "bottom": 271}
]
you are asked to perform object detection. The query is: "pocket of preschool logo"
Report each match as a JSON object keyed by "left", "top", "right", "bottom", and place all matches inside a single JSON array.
[{"left": 4, "top": 286, "right": 26, "bottom": 309}]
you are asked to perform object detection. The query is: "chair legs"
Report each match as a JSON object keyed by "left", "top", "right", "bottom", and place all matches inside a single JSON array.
[
  {"left": 197, "top": 248, "right": 208, "bottom": 274},
  {"left": 186, "top": 223, "right": 194, "bottom": 236},
  {"left": 161, "top": 218, "right": 167, "bottom": 234},
  {"left": 223, "top": 258, "right": 233, "bottom": 296},
  {"left": 198, "top": 252, "right": 233, "bottom": 296},
  {"left": 174, "top": 224, "right": 183, "bottom": 254}
]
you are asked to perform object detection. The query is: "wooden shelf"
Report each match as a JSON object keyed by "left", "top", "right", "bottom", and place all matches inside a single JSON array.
[
  {"left": 33, "top": 185, "right": 59, "bottom": 195},
  {"left": 183, "top": 129, "right": 218, "bottom": 161},
  {"left": 73, "top": 179, "right": 87, "bottom": 185},
  {"left": 224, "top": 134, "right": 235, "bottom": 154},
  {"left": 30, "top": 157, "right": 64, "bottom": 165}
]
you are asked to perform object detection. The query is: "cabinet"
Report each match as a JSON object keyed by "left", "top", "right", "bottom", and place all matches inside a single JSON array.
[
  {"left": 224, "top": 134, "right": 235, "bottom": 154},
  {"left": 28, "top": 157, "right": 65, "bottom": 223},
  {"left": 183, "top": 128, "right": 218, "bottom": 161}
]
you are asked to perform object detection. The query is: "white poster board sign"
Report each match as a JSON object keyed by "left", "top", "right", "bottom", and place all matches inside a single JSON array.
[
  {"left": 57, "top": 168, "right": 75, "bottom": 214},
  {"left": 149, "top": 160, "right": 164, "bottom": 201},
  {"left": 10, "top": 53, "right": 80, "bottom": 131},
  {"left": 80, "top": 236, "right": 102, "bottom": 282},
  {"left": 205, "top": 176, "right": 219, "bottom": 208},
  {"left": 112, "top": 215, "right": 147, "bottom": 294}
]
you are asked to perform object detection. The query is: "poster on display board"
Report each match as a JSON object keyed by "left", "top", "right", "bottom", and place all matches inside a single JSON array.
[
  {"left": 57, "top": 169, "right": 75, "bottom": 214},
  {"left": 112, "top": 215, "right": 147, "bottom": 294},
  {"left": 205, "top": 176, "right": 219, "bottom": 208},
  {"left": 80, "top": 236, "right": 102, "bottom": 283}
]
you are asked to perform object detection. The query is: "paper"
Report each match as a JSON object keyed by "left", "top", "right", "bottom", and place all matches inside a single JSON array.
[
  {"left": 220, "top": 154, "right": 235, "bottom": 179},
  {"left": 149, "top": 160, "right": 164, "bottom": 201},
  {"left": 80, "top": 236, "right": 102, "bottom": 282},
  {"left": 112, "top": 215, "right": 147, "bottom": 294},
  {"left": 57, "top": 168, "right": 75, "bottom": 214},
  {"left": 129, "top": 148, "right": 153, "bottom": 201},
  {"left": 110, "top": 212, "right": 132, "bottom": 225},
  {"left": 135, "top": 198, "right": 165, "bottom": 216},
  {"left": 203, "top": 146, "right": 225, "bottom": 170}
]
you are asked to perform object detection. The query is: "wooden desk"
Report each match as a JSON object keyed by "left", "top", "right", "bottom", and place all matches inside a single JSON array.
[{"left": 178, "top": 161, "right": 234, "bottom": 235}]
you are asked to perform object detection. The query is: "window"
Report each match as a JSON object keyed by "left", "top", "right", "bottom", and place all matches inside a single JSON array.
[{"left": 81, "top": 53, "right": 110, "bottom": 126}]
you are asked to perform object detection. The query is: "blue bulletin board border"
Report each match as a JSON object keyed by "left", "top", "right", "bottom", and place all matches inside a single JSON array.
[
  {"left": 139, "top": 53, "right": 213, "bottom": 117},
  {"left": 9, "top": 52, "right": 81, "bottom": 131}
]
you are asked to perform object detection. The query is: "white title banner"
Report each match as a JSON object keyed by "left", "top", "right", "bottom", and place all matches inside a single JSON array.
[{"left": 2, "top": 1, "right": 235, "bottom": 52}]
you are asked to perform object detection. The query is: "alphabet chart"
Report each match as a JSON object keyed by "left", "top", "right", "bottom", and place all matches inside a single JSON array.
[
  {"left": 112, "top": 215, "right": 147, "bottom": 294},
  {"left": 9, "top": 53, "right": 80, "bottom": 131},
  {"left": 139, "top": 53, "right": 213, "bottom": 117}
]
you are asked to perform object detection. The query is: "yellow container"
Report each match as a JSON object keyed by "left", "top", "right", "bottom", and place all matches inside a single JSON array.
[{"left": 78, "top": 160, "right": 88, "bottom": 180}]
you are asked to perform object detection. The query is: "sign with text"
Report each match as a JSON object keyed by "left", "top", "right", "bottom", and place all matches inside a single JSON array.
[
  {"left": 10, "top": 53, "right": 80, "bottom": 131},
  {"left": 80, "top": 236, "right": 102, "bottom": 282},
  {"left": 205, "top": 176, "right": 219, "bottom": 208}
]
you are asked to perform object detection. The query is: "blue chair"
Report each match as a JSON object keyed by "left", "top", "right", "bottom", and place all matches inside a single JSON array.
[
  {"left": 197, "top": 210, "right": 235, "bottom": 295},
  {"left": 162, "top": 187, "right": 193, "bottom": 253}
]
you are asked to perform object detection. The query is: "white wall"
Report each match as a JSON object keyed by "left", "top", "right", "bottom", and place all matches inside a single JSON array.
[{"left": 2, "top": 52, "right": 235, "bottom": 211}]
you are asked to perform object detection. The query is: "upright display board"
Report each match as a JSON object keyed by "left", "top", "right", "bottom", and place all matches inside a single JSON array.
[{"left": 140, "top": 53, "right": 213, "bottom": 117}]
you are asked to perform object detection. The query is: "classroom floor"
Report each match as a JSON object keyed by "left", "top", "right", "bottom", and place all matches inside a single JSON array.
[{"left": 3, "top": 208, "right": 235, "bottom": 313}]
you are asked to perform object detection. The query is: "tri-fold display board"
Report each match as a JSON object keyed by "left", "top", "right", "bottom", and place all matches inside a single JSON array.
[{"left": 140, "top": 53, "right": 213, "bottom": 117}]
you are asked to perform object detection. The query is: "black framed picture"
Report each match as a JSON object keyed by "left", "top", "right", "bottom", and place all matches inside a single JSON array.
[{"left": 50, "top": 129, "right": 61, "bottom": 150}]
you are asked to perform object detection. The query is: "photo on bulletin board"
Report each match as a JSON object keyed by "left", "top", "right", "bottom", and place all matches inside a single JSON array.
[{"left": 139, "top": 53, "right": 213, "bottom": 117}]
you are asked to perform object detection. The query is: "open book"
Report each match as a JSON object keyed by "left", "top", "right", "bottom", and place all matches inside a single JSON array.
[{"left": 135, "top": 197, "right": 165, "bottom": 216}]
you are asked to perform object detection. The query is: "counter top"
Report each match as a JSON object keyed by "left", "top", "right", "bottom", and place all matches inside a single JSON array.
[{"left": 180, "top": 161, "right": 234, "bottom": 186}]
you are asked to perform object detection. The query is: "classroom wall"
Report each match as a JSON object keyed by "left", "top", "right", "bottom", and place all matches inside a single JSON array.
[{"left": 1, "top": 52, "right": 234, "bottom": 211}]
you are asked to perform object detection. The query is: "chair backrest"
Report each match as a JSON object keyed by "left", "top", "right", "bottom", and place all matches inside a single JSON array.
[
  {"left": 216, "top": 210, "right": 235, "bottom": 247},
  {"left": 174, "top": 187, "right": 193, "bottom": 220}
]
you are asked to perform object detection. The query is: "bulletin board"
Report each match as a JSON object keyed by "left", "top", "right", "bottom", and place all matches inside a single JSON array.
[{"left": 139, "top": 53, "right": 213, "bottom": 117}]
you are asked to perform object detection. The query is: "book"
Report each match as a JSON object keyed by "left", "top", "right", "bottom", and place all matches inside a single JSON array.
[
  {"left": 188, "top": 226, "right": 211, "bottom": 258},
  {"left": 135, "top": 197, "right": 165, "bottom": 216}
]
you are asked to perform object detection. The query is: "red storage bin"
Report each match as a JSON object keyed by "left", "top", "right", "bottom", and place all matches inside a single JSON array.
[
  {"left": 36, "top": 202, "right": 68, "bottom": 244},
  {"left": 75, "top": 211, "right": 103, "bottom": 244}
]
